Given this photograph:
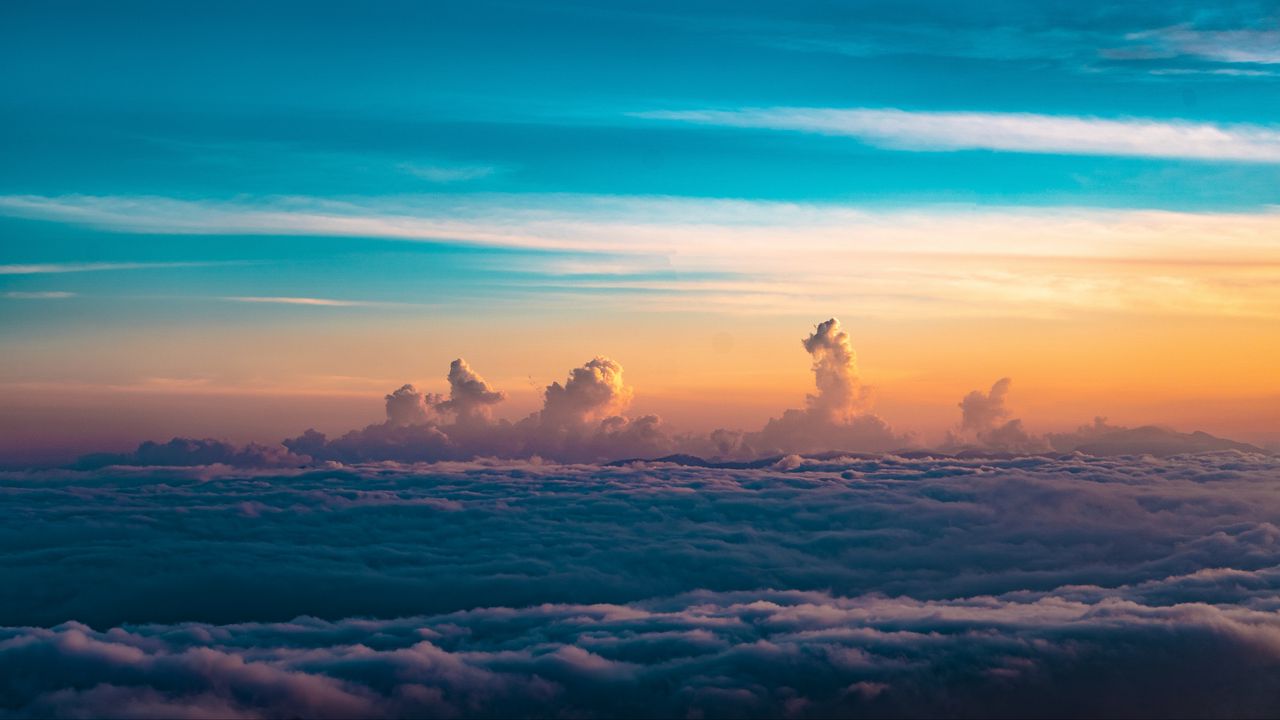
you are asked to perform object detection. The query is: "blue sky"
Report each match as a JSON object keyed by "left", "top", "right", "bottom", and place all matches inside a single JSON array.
[{"left": 3, "top": 0, "right": 1280, "bottom": 460}]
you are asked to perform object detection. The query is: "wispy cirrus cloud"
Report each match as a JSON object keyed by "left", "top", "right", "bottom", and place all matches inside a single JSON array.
[
  {"left": 0, "top": 261, "right": 225, "bottom": 274},
  {"left": 398, "top": 162, "right": 500, "bottom": 183},
  {"left": 637, "top": 107, "right": 1280, "bottom": 163},
  {"left": 3, "top": 291, "right": 75, "bottom": 299},
  {"left": 220, "top": 295, "right": 387, "bottom": 308},
  {"left": 4, "top": 194, "right": 1280, "bottom": 319},
  {"left": 1113, "top": 25, "right": 1280, "bottom": 66}
]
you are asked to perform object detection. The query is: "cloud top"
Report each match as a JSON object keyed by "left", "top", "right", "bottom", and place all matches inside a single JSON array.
[{"left": 4, "top": 452, "right": 1280, "bottom": 716}]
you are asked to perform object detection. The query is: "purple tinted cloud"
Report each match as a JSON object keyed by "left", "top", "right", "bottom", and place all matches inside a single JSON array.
[{"left": 4, "top": 451, "right": 1280, "bottom": 715}]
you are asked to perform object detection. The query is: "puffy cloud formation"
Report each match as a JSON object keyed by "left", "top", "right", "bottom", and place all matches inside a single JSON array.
[
  {"left": 541, "top": 356, "right": 632, "bottom": 426},
  {"left": 947, "top": 377, "right": 1048, "bottom": 453},
  {"left": 267, "top": 318, "right": 903, "bottom": 465},
  {"left": 728, "top": 319, "right": 903, "bottom": 456},
  {"left": 4, "top": 452, "right": 1280, "bottom": 717},
  {"left": 384, "top": 384, "right": 437, "bottom": 427},
  {"left": 959, "top": 376, "right": 1013, "bottom": 433},
  {"left": 944, "top": 380, "right": 1260, "bottom": 457},
  {"left": 803, "top": 318, "right": 870, "bottom": 421},
  {"left": 67, "top": 320, "right": 1264, "bottom": 469},
  {"left": 436, "top": 359, "right": 504, "bottom": 423},
  {"left": 280, "top": 354, "right": 660, "bottom": 464}
]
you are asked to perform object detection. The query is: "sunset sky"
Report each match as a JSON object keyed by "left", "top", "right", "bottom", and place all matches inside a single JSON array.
[{"left": 3, "top": 0, "right": 1280, "bottom": 464}]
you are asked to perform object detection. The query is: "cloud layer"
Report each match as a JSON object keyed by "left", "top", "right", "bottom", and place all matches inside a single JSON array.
[
  {"left": 3, "top": 451, "right": 1280, "bottom": 717},
  {"left": 640, "top": 107, "right": 1280, "bottom": 163},
  {"left": 6, "top": 194, "right": 1280, "bottom": 320}
]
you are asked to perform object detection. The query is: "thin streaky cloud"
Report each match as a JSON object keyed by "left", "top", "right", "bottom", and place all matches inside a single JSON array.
[
  {"left": 398, "top": 162, "right": 499, "bottom": 183},
  {"left": 4, "top": 194, "right": 1280, "bottom": 261},
  {"left": 636, "top": 108, "right": 1280, "bottom": 163},
  {"left": 0, "top": 261, "right": 230, "bottom": 274},
  {"left": 1118, "top": 26, "right": 1280, "bottom": 66},
  {"left": 3, "top": 291, "right": 76, "bottom": 299},
  {"left": 4, "top": 195, "right": 1280, "bottom": 319},
  {"left": 220, "top": 296, "right": 383, "bottom": 307}
]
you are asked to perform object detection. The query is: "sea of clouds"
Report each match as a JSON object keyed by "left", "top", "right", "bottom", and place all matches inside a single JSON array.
[{"left": 4, "top": 451, "right": 1280, "bottom": 717}]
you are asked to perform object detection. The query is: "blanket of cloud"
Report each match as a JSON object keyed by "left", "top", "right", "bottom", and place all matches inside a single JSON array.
[{"left": 4, "top": 452, "right": 1280, "bottom": 717}]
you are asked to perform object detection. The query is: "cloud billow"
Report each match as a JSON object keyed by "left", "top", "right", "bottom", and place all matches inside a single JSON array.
[
  {"left": 3, "top": 451, "right": 1280, "bottom": 717},
  {"left": 265, "top": 318, "right": 906, "bottom": 466},
  {"left": 69, "top": 317, "right": 1262, "bottom": 470}
]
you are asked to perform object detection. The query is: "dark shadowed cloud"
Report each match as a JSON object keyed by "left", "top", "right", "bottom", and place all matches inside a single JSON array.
[{"left": 2, "top": 451, "right": 1280, "bottom": 717}]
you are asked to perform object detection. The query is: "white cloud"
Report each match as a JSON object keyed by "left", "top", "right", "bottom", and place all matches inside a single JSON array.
[
  {"left": 1121, "top": 26, "right": 1280, "bottom": 66},
  {"left": 3, "top": 291, "right": 75, "bottom": 299},
  {"left": 4, "top": 194, "right": 1280, "bottom": 319},
  {"left": 399, "top": 162, "right": 499, "bottom": 183},
  {"left": 638, "top": 107, "right": 1280, "bottom": 162},
  {"left": 0, "top": 261, "right": 223, "bottom": 274},
  {"left": 219, "top": 295, "right": 385, "bottom": 307}
]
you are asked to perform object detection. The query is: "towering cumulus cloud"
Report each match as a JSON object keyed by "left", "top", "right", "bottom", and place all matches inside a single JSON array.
[
  {"left": 278, "top": 353, "right": 664, "bottom": 464},
  {"left": 803, "top": 318, "right": 870, "bottom": 422},
  {"left": 437, "top": 359, "right": 505, "bottom": 424},
  {"left": 731, "top": 318, "right": 903, "bottom": 457},
  {"left": 71, "top": 318, "right": 1265, "bottom": 469},
  {"left": 540, "top": 357, "right": 632, "bottom": 426},
  {"left": 384, "top": 384, "right": 438, "bottom": 427},
  {"left": 947, "top": 377, "right": 1047, "bottom": 452}
]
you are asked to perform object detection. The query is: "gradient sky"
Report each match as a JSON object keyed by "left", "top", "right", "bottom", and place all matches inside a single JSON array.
[{"left": 3, "top": 0, "right": 1280, "bottom": 464}]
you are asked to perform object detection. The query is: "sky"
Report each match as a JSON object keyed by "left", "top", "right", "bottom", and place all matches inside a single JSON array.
[{"left": 3, "top": 0, "right": 1280, "bottom": 464}]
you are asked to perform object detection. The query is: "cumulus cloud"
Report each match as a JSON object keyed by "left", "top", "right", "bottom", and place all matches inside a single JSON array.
[
  {"left": 946, "top": 377, "right": 1048, "bottom": 453},
  {"left": 384, "top": 384, "right": 438, "bottom": 427},
  {"left": 802, "top": 318, "right": 871, "bottom": 421},
  {"left": 436, "top": 359, "right": 504, "bottom": 423},
  {"left": 273, "top": 319, "right": 903, "bottom": 465},
  {"left": 541, "top": 357, "right": 633, "bottom": 427},
  {"left": 722, "top": 319, "right": 904, "bottom": 457},
  {"left": 4, "top": 453, "right": 1280, "bottom": 717},
  {"left": 66, "top": 319, "right": 1263, "bottom": 469}
]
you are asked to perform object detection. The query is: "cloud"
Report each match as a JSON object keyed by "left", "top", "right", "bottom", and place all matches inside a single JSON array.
[
  {"left": 399, "top": 162, "right": 499, "bottom": 183},
  {"left": 943, "top": 380, "right": 1260, "bottom": 457},
  {"left": 638, "top": 107, "right": 1280, "bottom": 163},
  {"left": 0, "top": 261, "right": 225, "bottom": 274},
  {"left": 436, "top": 359, "right": 505, "bottom": 423},
  {"left": 69, "top": 317, "right": 1262, "bottom": 469},
  {"left": 220, "top": 296, "right": 390, "bottom": 307},
  {"left": 280, "top": 353, "right": 659, "bottom": 465},
  {"left": 724, "top": 319, "right": 904, "bottom": 457},
  {"left": 541, "top": 357, "right": 633, "bottom": 427},
  {"left": 959, "top": 377, "right": 1012, "bottom": 432},
  {"left": 1116, "top": 25, "right": 1280, "bottom": 65},
  {"left": 384, "top": 384, "right": 439, "bottom": 427},
  {"left": 4, "top": 452, "right": 1280, "bottom": 716},
  {"left": 2, "top": 291, "right": 74, "bottom": 299},
  {"left": 802, "top": 318, "right": 870, "bottom": 422},
  {"left": 71, "top": 437, "right": 307, "bottom": 470},
  {"left": 1048, "top": 417, "right": 1263, "bottom": 456},
  {"left": 6, "top": 193, "right": 1280, "bottom": 320},
  {"left": 946, "top": 377, "right": 1048, "bottom": 453},
  {"left": 268, "top": 319, "right": 907, "bottom": 465}
]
